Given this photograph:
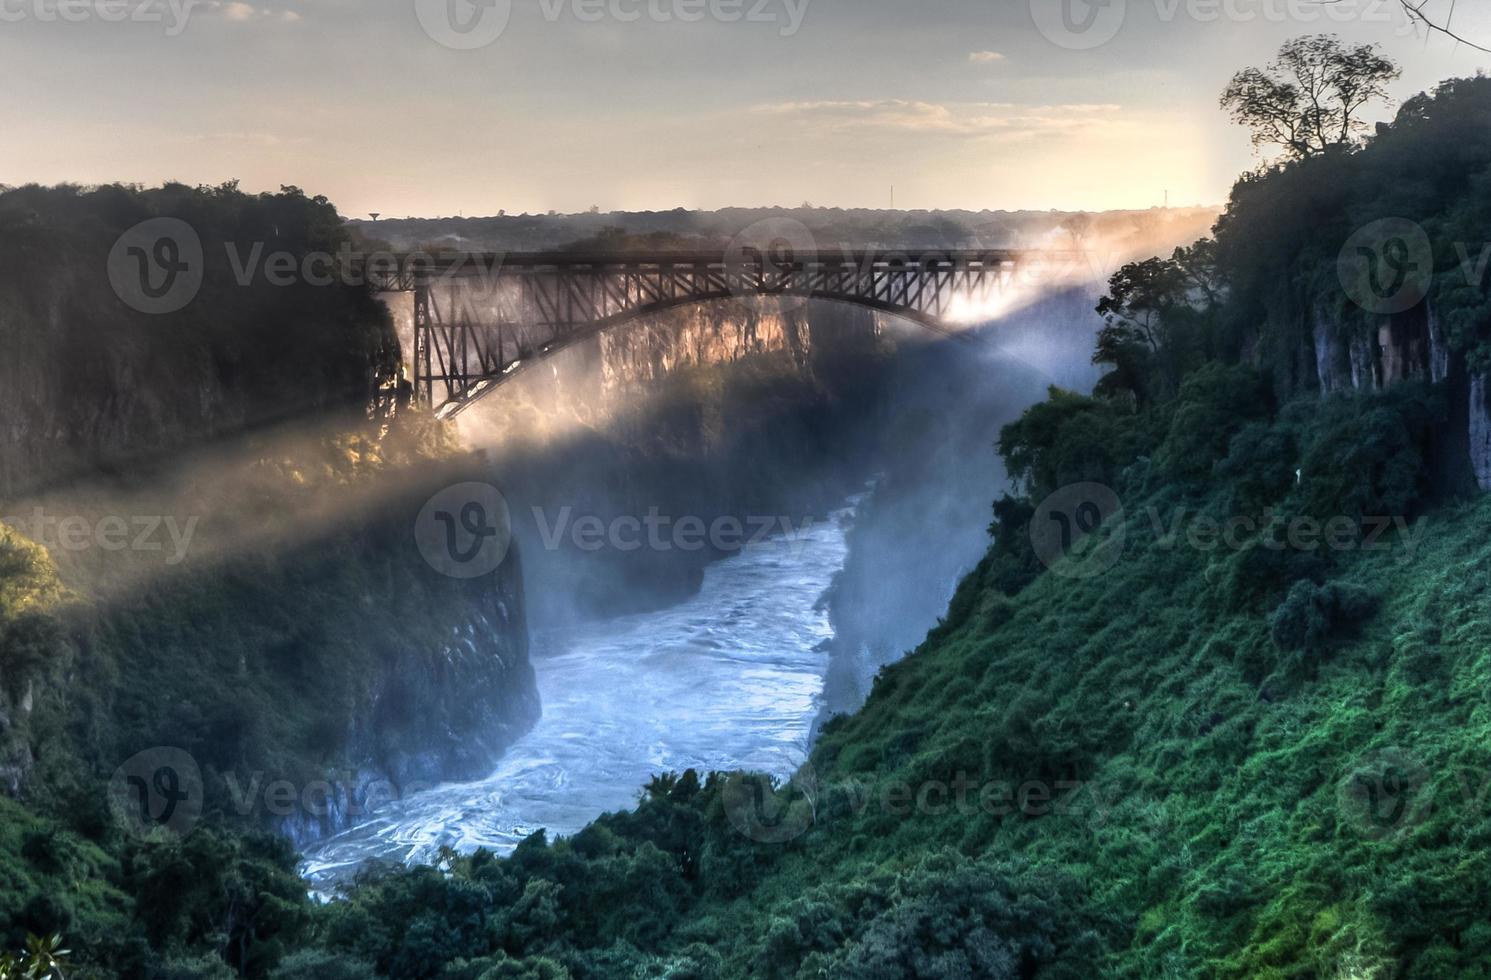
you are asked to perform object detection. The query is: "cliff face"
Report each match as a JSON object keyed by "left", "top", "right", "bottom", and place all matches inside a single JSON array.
[
  {"left": 0, "top": 450, "right": 541, "bottom": 849},
  {"left": 1308, "top": 299, "right": 1487, "bottom": 494},
  {"left": 0, "top": 683, "right": 40, "bottom": 800},
  {"left": 0, "top": 186, "right": 534, "bottom": 848},
  {"left": 275, "top": 543, "right": 537, "bottom": 847},
  {"left": 1470, "top": 373, "right": 1491, "bottom": 490},
  {"left": 0, "top": 184, "right": 398, "bottom": 499},
  {"left": 597, "top": 299, "right": 816, "bottom": 388}
]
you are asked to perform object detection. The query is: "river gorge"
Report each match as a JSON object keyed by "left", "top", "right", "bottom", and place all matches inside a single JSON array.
[
  {"left": 302, "top": 499, "right": 857, "bottom": 885},
  {"left": 289, "top": 286, "right": 1102, "bottom": 883}
]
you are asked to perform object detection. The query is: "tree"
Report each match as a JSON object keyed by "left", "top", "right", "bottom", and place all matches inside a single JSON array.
[
  {"left": 1220, "top": 35, "right": 1399, "bottom": 159},
  {"left": 1170, "top": 238, "right": 1222, "bottom": 309},
  {"left": 1094, "top": 244, "right": 1225, "bottom": 403},
  {"left": 1093, "top": 257, "right": 1187, "bottom": 402},
  {"left": 1060, "top": 213, "right": 1095, "bottom": 249},
  {"left": 1096, "top": 257, "right": 1189, "bottom": 355}
]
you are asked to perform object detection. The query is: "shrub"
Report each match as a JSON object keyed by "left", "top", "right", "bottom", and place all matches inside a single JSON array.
[
  {"left": 1154, "top": 364, "right": 1274, "bottom": 482},
  {"left": 1269, "top": 579, "right": 1378, "bottom": 652},
  {"left": 269, "top": 949, "right": 377, "bottom": 980},
  {"left": 1295, "top": 386, "right": 1444, "bottom": 521}
]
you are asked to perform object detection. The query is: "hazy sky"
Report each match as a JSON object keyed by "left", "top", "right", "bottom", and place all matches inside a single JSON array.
[{"left": 2, "top": 0, "right": 1488, "bottom": 217}]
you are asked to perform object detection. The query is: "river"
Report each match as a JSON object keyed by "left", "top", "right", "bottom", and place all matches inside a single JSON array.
[{"left": 300, "top": 502, "right": 855, "bottom": 887}]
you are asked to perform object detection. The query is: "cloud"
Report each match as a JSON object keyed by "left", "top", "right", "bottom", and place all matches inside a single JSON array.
[
  {"left": 968, "top": 51, "right": 1005, "bottom": 64},
  {"left": 197, "top": 1, "right": 302, "bottom": 22},
  {"left": 752, "top": 99, "right": 1125, "bottom": 142}
]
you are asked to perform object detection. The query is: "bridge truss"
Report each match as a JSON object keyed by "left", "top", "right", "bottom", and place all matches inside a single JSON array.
[{"left": 362, "top": 249, "right": 1030, "bottom": 417}]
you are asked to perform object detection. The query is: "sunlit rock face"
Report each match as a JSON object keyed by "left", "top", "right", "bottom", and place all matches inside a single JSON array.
[
  {"left": 436, "top": 297, "right": 890, "bottom": 626},
  {"left": 1310, "top": 311, "right": 1386, "bottom": 394},
  {"left": 1313, "top": 304, "right": 1443, "bottom": 394},
  {"left": 1313, "top": 311, "right": 1351, "bottom": 393},
  {"left": 276, "top": 549, "right": 538, "bottom": 848},
  {"left": 1470, "top": 374, "right": 1491, "bottom": 492},
  {"left": 386, "top": 291, "right": 885, "bottom": 447},
  {"left": 1427, "top": 301, "right": 1450, "bottom": 384},
  {"left": 1311, "top": 300, "right": 1491, "bottom": 492},
  {"left": 0, "top": 681, "right": 35, "bottom": 797},
  {"left": 597, "top": 300, "right": 817, "bottom": 388}
]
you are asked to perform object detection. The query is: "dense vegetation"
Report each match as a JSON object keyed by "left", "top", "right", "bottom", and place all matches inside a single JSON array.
[
  {"left": 0, "top": 182, "right": 399, "bottom": 496},
  {"left": 6, "top": 60, "right": 1491, "bottom": 980},
  {"left": 282, "top": 380, "right": 1484, "bottom": 978},
  {"left": 249, "top": 67, "right": 1491, "bottom": 978},
  {"left": 0, "top": 186, "right": 541, "bottom": 977}
]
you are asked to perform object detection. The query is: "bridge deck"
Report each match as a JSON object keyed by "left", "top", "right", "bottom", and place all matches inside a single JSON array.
[
  {"left": 357, "top": 248, "right": 1046, "bottom": 289},
  {"left": 366, "top": 247, "right": 1059, "bottom": 415}
]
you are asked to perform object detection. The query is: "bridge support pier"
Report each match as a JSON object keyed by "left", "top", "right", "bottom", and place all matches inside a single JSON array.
[{"left": 412, "top": 278, "right": 434, "bottom": 408}]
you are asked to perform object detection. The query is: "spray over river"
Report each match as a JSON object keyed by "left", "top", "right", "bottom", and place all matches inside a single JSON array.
[{"left": 300, "top": 502, "right": 857, "bottom": 886}]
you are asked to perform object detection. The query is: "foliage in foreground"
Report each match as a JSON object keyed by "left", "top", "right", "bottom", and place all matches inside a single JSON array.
[
  {"left": 11, "top": 371, "right": 1491, "bottom": 977},
  {"left": 8, "top": 65, "right": 1491, "bottom": 980},
  {"left": 272, "top": 372, "right": 1483, "bottom": 979}
]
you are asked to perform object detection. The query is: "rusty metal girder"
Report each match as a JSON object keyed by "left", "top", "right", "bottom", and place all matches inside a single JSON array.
[{"left": 363, "top": 249, "right": 1038, "bottom": 417}]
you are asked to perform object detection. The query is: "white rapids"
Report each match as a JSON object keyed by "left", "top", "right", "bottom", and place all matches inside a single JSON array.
[{"left": 300, "top": 504, "right": 854, "bottom": 888}]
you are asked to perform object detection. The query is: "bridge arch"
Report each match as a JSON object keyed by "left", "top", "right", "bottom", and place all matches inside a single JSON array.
[{"left": 363, "top": 249, "right": 1037, "bottom": 416}]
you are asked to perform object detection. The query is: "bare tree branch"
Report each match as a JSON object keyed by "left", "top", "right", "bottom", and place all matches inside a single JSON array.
[
  {"left": 1398, "top": 0, "right": 1491, "bottom": 52},
  {"left": 1316, "top": 0, "right": 1491, "bottom": 52}
]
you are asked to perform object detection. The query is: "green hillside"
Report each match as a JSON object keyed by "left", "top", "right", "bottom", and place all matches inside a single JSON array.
[{"left": 7, "top": 55, "right": 1491, "bottom": 980}]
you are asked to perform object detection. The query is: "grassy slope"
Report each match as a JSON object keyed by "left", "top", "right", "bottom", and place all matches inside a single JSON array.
[
  {"left": 693, "top": 469, "right": 1491, "bottom": 977},
  {"left": 304, "top": 379, "right": 1491, "bottom": 979},
  {"left": 9, "top": 394, "right": 1487, "bottom": 977}
]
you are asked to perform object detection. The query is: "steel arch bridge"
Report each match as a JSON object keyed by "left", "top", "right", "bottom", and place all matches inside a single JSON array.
[{"left": 361, "top": 249, "right": 1035, "bottom": 417}]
